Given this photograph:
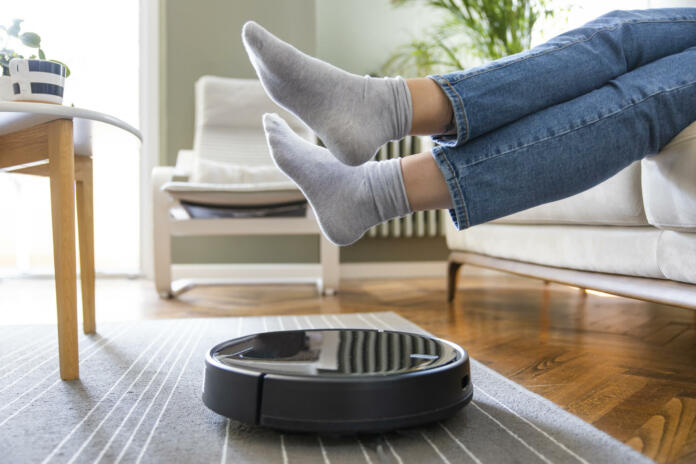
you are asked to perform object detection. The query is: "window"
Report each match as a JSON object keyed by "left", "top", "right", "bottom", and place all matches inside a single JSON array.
[
  {"left": 0, "top": 0, "right": 140, "bottom": 276},
  {"left": 532, "top": 0, "right": 651, "bottom": 46}
]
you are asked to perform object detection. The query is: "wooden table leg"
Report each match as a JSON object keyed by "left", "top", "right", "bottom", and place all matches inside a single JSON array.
[
  {"left": 48, "top": 119, "right": 79, "bottom": 380},
  {"left": 76, "top": 157, "right": 95, "bottom": 334}
]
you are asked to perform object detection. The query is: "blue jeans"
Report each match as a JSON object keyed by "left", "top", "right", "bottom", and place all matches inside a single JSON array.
[{"left": 429, "top": 8, "right": 696, "bottom": 229}]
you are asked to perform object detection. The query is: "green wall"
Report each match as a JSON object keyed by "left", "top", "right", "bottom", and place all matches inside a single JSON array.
[
  {"left": 161, "top": 0, "right": 448, "bottom": 264},
  {"left": 315, "top": 0, "right": 442, "bottom": 75},
  {"left": 161, "top": 0, "right": 316, "bottom": 168}
]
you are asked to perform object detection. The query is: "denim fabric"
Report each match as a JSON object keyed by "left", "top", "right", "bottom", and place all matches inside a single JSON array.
[{"left": 429, "top": 9, "right": 696, "bottom": 229}]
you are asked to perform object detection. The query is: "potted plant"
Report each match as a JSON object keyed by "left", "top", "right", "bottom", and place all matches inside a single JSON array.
[
  {"left": 381, "top": 0, "right": 562, "bottom": 77},
  {"left": 0, "top": 19, "right": 70, "bottom": 104}
]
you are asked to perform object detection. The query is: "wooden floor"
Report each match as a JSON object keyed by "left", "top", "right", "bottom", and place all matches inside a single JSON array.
[{"left": 2, "top": 273, "right": 695, "bottom": 463}]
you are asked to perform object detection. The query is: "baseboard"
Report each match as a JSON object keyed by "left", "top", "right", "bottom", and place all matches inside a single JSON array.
[{"left": 170, "top": 261, "right": 491, "bottom": 281}]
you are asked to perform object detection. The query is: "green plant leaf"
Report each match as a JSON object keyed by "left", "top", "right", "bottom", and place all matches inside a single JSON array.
[
  {"left": 20, "top": 32, "right": 41, "bottom": 48},
  {"left": 38, "top": 48, "right": 46, "bottom": 59},
  {"left": 381, "top": 0, "right": 564, "bottom": 76},
  {"left": 7, "top": 19, "right": 23, "bottom": 37}
]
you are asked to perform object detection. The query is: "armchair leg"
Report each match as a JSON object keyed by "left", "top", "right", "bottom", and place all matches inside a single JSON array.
[
  {"left": 447, "top": 259, "right": 463, "bottom": 302},
  {"left": 48, "top": 120, "right": 79, "bottom": 380},
  {"left": 153, "top": 226, "right": 172, "bottom": 299},
  {"left": 76, "top": 157, "right": 96, "bottom": 334},
  {"left": 152, "top": 174, "right": 173, "bottom": 299},
  {"left": 319, "top": 235, "right": 339, "bottom": 295}
]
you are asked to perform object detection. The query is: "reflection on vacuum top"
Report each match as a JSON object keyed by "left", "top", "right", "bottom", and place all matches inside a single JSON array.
[{"left": 212, "top": 329, "right": 460, "bottom": 377}]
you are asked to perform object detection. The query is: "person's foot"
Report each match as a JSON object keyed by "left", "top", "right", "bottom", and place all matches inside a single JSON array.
[
  {"left": 263, "top": 113, "right": 411, "bottom": 246},
  {"left": 243, "top": 21, "right": 412, "bottom": 167}
]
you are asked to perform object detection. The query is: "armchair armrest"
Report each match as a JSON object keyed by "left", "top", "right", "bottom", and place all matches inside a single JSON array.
[
  {"left": 151, "top": 164, "right": 177, "bottom": 297},
  {"left": 174, "top": 149, "right": 195, "bottom": 178}
]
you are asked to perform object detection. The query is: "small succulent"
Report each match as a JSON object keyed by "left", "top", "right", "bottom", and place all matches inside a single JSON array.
[{"left": 0, "top": 19, "right": 70, "bottom": 77}]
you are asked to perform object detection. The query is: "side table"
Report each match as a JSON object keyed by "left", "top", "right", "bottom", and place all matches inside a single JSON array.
[{"left": 0, "top": 102, "right": 141, "bottom": 380}]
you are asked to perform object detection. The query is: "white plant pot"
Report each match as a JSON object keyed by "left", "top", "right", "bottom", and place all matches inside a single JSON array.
[
  {"left": 9, "top": 58, "right": 66, "bottom": 104},
  {"left": 0, "top": 75, "right": 12, "bottom": 101}
]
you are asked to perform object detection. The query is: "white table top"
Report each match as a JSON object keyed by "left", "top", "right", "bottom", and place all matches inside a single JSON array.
[{"left": 0, "top": 101, "right": 141, "bottom": 140}]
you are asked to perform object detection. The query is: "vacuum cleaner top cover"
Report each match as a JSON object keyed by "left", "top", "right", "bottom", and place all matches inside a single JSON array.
[{"left": 203, "top": 328, "right": 472, "bottom": 433}]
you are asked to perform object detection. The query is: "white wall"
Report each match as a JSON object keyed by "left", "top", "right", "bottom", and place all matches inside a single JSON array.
[{"left": 649, "top": 0, "right": 696, "bottom": 6}]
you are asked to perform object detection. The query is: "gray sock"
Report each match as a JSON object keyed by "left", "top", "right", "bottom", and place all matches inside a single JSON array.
[
  {"left": 263, "top": 113, "right": 412, "bottom": 246},
  {"left": 243, "top": 21, "right": 412, "bottom": 167}
]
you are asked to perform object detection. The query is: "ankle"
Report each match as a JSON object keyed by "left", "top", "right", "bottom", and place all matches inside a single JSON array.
[{"left": 407, "top": 78, "right": 454, "bottom": 136}]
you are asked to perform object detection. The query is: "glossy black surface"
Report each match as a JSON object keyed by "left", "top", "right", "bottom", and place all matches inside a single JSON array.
[{"left": 213, "top": 329, "right": 460, "bottom": 377}]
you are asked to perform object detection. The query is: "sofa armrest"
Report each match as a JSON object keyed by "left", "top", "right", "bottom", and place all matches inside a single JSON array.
[{"left": 642, "top": 121, "right": 696, "bottom": 232}]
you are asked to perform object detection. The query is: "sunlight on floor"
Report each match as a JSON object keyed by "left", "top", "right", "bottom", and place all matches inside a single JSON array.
[
  {"left": 0, "top": 278, "right": 165, "bottom": 325},
  {"left": 585, "top": 289, "right": 618, "bottom": 298}
]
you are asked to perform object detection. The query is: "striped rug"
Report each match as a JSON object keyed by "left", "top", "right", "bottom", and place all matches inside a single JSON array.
[{"left": 0, "top": 313, "right": 650, "bottom": 464}]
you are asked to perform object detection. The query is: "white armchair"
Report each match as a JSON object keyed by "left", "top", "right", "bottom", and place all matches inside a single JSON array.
[{"left": 152, "top": 76, "right": 339, "bottom": 298}]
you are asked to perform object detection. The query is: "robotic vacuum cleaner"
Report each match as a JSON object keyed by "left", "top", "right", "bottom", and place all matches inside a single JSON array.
[{"left": 203, "top": 328, "right": 473, "bottom": 433}]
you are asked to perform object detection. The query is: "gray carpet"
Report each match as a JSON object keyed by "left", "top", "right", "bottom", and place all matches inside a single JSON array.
[{"left": 0, "top": 313, "right": 652, "bottom": 464}]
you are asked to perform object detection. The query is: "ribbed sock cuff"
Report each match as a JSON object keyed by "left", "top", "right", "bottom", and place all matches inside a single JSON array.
[{"left": 368, "top": 158, "right": 412, "bottom": 222}]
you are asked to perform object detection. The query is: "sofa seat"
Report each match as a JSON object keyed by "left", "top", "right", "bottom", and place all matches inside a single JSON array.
[
  {"left": 494, "top": 161, "right": 648, "bottom": 226},
  {"left": 446, "top": 121, "right": 696, "bottom": 298},
  {"left": 658, "top": 231, "right": 696, "bottom": 284},
  {"left": 447, "top": 222, "right": 665, "bottom": 278}
]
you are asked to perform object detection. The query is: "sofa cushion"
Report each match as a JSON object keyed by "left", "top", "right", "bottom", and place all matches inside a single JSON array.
[
  {"left": 657, "top": 231, "right": 696, "bottom": 284},
  {"left": 493, "top": 161, "right": 648, "bottom": 226},
  {"left": 642, "top": 121, "right": 696, "bottom": 232},
  {"left": 446, "top": 222, "right": 664, "bottom": 278}
]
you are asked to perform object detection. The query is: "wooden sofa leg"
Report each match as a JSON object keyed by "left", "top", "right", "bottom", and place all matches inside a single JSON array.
[{"left": 447, "top": 260, "right": 463, "bottom": 302}]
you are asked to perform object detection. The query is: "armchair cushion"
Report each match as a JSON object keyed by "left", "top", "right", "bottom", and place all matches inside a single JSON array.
[
  {"left": 190, "top": 155, "right": 291, "bottom": 185},
  {"left": 162, "top": 181, "right": 304, "bottom": 206},
  {"left": 193, "top": 77, "right": 313, "bottom": 167},
  {"left": 174, "top": 76, "right": 314, "bottom": 206}
]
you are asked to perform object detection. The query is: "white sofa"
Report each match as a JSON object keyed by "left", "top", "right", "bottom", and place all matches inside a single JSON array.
[{"left": 447, "top": 121, "right": 696, "bottom": 309}]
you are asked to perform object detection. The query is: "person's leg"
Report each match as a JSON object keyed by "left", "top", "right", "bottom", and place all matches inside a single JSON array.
[
  {"left": 245, "top": 9, "right": 696, "bottom": 166},
  {"left": 265, "top": 46, "right": 696, "bottom": 245},
  {"left": 407, "top": 78, "right": 454, "bottom": 136},
  {"left": 434, "top": 46, "right": 696, "bottom": 229},
  {"left": 432, "top": 8, "right": 696, "bottom": 147},
  {"left": 243, "top": 21, "right": 413, "bottom": 167},
  {"left": 263, "top": 114, "right": 411, "bottom": 246},
  {"left": 401, "top": 152, "right": 453, "bottom": 211}
]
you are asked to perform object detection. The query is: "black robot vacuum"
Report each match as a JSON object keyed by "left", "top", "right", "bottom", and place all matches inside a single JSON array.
[{"left": 202, "top": 328, "right": 473, "bottom": 433}]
